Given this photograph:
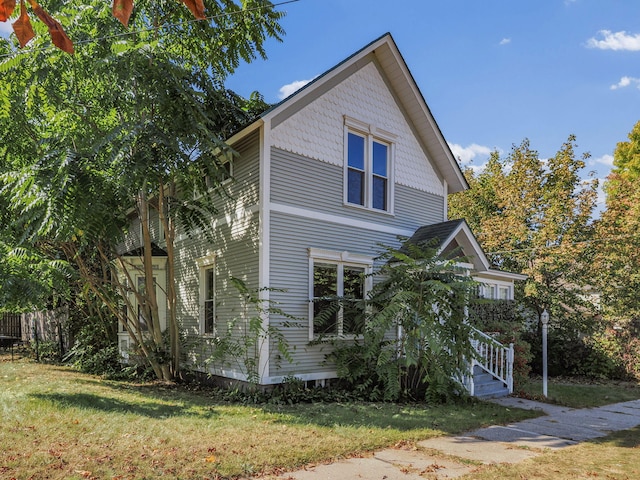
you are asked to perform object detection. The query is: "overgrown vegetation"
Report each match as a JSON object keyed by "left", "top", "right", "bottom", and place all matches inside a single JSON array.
[
  {"left": 0, "top": 0, "right": 284, "bottom": 381},
  {"left": 327, "top": 244, "right": 478, "bottom": 403},
  {"left": 201, "top": 278, "right": 300, "bottom": 385}
]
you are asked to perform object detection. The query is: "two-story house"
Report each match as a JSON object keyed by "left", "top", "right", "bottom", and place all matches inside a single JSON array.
[{"left": 118, "top": 33, "right": 525, "bottom": 394}]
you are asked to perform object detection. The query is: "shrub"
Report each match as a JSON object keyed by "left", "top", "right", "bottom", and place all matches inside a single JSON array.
[{"left": 327, "top": 243, "right": 477, "bottom": 403}]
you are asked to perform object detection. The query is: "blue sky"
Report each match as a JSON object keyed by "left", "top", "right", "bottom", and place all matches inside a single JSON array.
[
  {"left": 2, "top": 0, "right": 639, "bottom": 210},
  {"left": 223, "top": 0, "right": 640, "bottom": 210}
]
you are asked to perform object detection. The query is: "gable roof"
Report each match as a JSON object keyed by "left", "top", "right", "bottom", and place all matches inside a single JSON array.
[
  {"left": 403, "top": 219, "right": 466, "bottom": 252},
  {"left": 402, "top": 219, "right": 527, "bottom": 281},
  {"left": 231, "top": 33, "right": 468, "bottom": 193},
  {"left": 122, "top": 243, "right": 168, "bottom": 257}
]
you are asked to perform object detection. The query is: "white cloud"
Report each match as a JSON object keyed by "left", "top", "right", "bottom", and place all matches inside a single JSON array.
[
  {"left": 610, "top": 76, "right": 640, "bottom": 90},
  {"left": 499, "top": 38, "right": 511, "bottom": 46},
  {"left": 586, "top": 30, "right": 640, "bottom": 51},
  {"left": 278, "top": 79, "right": 314, "bottom": 100},
  {"left": 449, "top": 143, "right": 493, "bottom": 168},
  {"left": 593, "top": 154, "right": 614, "bottom": 167}
]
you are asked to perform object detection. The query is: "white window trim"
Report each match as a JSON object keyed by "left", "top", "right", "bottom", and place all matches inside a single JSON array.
[
  {"left": 477, "top": 281, "right": 513, "bottom": 300},
  {"left": 197, "top": 253, "right": 217, "bottom": 336},
  {"left": 308, "top": 248, "right": 373, "bottom": 340},
  {"left": 343, "top": 116, "right": 396, "bottom": 215}
]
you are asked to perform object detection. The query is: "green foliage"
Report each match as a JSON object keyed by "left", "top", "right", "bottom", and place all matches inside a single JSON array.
[
  {"left": 0, "top": 0, "right": 285, "bottom": 380},
  {"left": 203, "top": 278, "right": 300, "bottom": 385},
  {"left": 593, "top": 121, "right": 640, "bottom": 325},
  {"left": 449, "top": 137, "right": 598, "bottom": 322},
  {"left": 581, "top": 320, "right": 640, "bottom": 381},
  {"left": 28, "top": 340, "right": 62, "bottom": 363},
  {"left": 329, "top": 243, "right": 477, "bottom": 403},
  {"left": 63, "top": 313, "right": 123, "bottom": 377},
  {"left": 449, "top": 137, "right": 601, "bottom": 381}
]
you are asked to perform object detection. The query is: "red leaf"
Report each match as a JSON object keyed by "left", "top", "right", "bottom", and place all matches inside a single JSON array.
[
  {"left": 31, "top": 3, "right": 74, "bottom": 54},
  {"left": 179, "top": 0, "right": 205, "bottom": 20},
  {"left": 112, "top": 0, "right": 133, "bottom": 27},
  {"left": 11, "top": 0, "right": 34, "bottom": 48},
  {"left": 0, "top": 0, "right": 16, "bottom": 21}
]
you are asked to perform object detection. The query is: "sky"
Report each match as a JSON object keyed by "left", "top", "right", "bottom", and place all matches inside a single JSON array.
[
  {"left": 222, "top": 0, "right": 640, "bottom": 211},
  {"left": 2, "top": 0, "right": 639, "bottom": 210}
]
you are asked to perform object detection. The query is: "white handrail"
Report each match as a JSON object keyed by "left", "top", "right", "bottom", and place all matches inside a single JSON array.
[{"left": 465, "top": 327, "right": 514, "bottom": 396}]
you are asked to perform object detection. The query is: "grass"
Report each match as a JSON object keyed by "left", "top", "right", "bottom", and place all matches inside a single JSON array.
[
  {"left": 519, "top": 376, "right": 640, "bottom": 408},
  {"left": 460, "top": 426, "right": 640, "bottom": 479},
  {"left": 0, "top": 356, "right": 539, "bottom": 480},
  {"left": 456, "top": 376, "right": 640, "bottom": 478}
]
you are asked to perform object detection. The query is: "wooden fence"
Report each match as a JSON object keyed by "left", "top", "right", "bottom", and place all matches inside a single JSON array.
[
  {"left": 0, "top": 313, "right": 22, "bottom": 338},
  {"left": 22, "top": 307, "right": 70, "bottom": 351}
]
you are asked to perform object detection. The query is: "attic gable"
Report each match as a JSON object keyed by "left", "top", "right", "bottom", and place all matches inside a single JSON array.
[
  {"left": 260, "top": 33, "right": 468, "bottom": 194},
  {"left": 268, "top": 60, "right": 444, "bottom": 196},
  {"left": 402, "top": 219, "right": 489, "bottom": 272}
]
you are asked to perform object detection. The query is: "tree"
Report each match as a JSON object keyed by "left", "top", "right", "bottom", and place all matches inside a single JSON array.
[
  {"left": 449, "top": 137, "right": 599, "bottom": 335},
  {"left": 329, "top": 244, "right": 477, "bottom": 403},
  {"left": 593, "top": 121, "right": 640, "bottom": 316},
  {"left": 593, "top": 122, "right": 640, "bottom": 324},
  {"left": 0, "top": 0, "right": 283, "bottom": 380}
]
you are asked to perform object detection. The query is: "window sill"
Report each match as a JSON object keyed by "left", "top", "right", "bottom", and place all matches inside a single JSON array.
[
  {"left": 343, "top": 202, "right": 395, "bottom": 217},
  {"left": 310, "top": 333, "right": 364, "bottom": 342}
]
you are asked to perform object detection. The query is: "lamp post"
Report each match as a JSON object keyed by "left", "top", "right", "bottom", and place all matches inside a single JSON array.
[{"left": 541, "top": 309, "right": 549, "bottom": 398}]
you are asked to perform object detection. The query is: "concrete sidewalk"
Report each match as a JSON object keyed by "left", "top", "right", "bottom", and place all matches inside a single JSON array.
[{"left": 266, "top": 397, "right": 640, "bottom": 479}]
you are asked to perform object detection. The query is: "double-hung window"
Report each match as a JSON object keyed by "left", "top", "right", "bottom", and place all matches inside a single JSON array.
[
  {"left": 344, "top": 117, "right": 395, "bottom": 213},
  {"left": 309, "top": 248, "right": 373, "bottom": 339},
  {"left": 197, "top": 255, "right": 217, "bottom": 335}
]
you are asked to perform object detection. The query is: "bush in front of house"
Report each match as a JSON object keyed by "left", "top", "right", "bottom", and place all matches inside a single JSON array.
[{"left": 326, "top": 244, "right": 478, "bottom": 404}]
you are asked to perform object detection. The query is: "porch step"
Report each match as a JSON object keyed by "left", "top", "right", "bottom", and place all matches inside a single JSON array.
[{"left": 473, "top": 366, "right": 510, "bottom": 399}]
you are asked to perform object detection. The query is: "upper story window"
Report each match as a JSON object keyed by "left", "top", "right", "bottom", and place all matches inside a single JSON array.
[{"left": 344, "top": 117, "right": 395, "bottom": 213}]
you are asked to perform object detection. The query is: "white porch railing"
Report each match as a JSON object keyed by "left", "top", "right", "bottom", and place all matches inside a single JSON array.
[{"left": 464, "top": 327, "right": 514, "bottom": 396}]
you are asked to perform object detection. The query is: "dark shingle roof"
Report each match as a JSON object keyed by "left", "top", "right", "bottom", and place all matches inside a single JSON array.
[
  {"left": 402, "top": 219, "right": 465, "bottom": 251},
  {"left": 122, "top": 243, "right": 168, "bottom": 257}
]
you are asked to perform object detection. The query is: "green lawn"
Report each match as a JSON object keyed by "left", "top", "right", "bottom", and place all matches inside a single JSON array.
[
  {"left": 0, "top": 356, "right": 538, "bottom": 479},
  {"left": 461, "top": 426, "right": 640, "bottom": 479},
  {"left": 519, "top": 376, "right": 640, "bottom": 408}
]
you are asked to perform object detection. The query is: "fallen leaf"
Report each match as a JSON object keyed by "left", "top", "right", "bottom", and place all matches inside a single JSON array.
[{"left": 205, "top": 455, "right": 216, "bottom": 463}]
